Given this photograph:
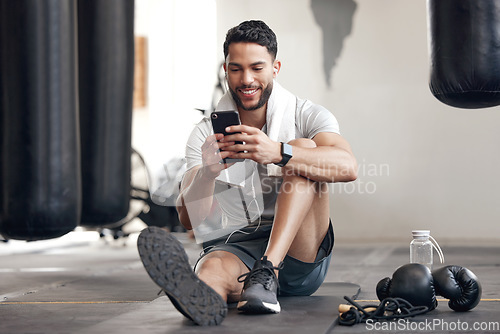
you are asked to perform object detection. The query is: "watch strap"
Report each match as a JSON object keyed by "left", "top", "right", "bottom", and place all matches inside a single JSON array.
[{"left": 275, "top": 142, "right": 292, "bottom": 167}]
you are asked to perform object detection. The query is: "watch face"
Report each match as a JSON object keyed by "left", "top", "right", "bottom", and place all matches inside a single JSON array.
[
  {"left": 275, "top": 142, "right": 293, "bottom": 167},
  {"left": 283, "top": 143, "right": 293, "bottom": 157}
]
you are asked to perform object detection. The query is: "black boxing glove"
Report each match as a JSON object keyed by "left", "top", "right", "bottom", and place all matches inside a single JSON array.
[
  {"left": 432, "top": 265, "right": 482, "bottom": 312},
  {"left": 376, "top": 263, "right": 437, "bottom": 310}
]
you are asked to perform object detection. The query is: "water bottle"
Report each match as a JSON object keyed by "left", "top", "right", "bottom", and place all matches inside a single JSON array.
[{"left": 409, "top": 230, "right": 444, "bottom": 271}]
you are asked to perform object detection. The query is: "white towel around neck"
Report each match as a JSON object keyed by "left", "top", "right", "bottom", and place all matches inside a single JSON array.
[{"left": 214, "top": 80, "right": 297, "bottom": 185}]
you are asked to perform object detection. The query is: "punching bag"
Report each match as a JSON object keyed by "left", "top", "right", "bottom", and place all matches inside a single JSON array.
[
  {"left": 428, "top": 0, "right": 500, "bottom": 109},
  {"left": 78, "top": 0, "right": 134, "bottom": 226},
  {"left": 0, "top": 0, "right": 81, "bottom": 240}
]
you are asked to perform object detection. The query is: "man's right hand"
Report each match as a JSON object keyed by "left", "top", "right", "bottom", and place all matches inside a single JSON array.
[
  {"left": 176, "top": 133, "right": 236, "bottom": 229},
  {"left": 201, "top": 133, "right": 236, "bottom": 179}
]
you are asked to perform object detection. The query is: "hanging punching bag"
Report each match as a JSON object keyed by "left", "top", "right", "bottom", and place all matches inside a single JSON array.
[
  {"left": 0, "top": 0, "right": 80, "bottom": 240},
  {"left": 78, "top": 0, "right": 134, "bottom": 226},
  {"left": 428, "top": 0, "right": 500, "bottom": 109}
]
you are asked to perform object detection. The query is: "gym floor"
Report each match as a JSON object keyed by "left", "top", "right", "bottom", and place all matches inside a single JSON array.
[{"left": 1, "top": 225, "right": 499, "bottom": 333}]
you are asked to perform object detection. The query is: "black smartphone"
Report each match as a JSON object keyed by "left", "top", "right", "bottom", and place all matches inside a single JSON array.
[{"left": 210, "top": 110, "right": 245, "bottom": 163}]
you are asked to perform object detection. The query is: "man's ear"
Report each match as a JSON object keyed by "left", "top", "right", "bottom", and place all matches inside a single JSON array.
[
  {"left": 223, "top": 62, "right": 227, "bottom": 73},
  {"left": 273, "top": 60, "right": 281, "bottom": 78}
]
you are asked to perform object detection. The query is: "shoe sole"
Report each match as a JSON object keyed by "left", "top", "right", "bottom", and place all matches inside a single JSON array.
[
  {"left": 237, "top": 298, "right": 281, "bottom": 314},
  {"left": 137, "top": 226, "right": 227, "bottom": 326}
]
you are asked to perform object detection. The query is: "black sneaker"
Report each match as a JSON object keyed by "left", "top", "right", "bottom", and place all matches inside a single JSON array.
[
  {"left": 137, "top": 226, "right": 227, "bottom": 326},
  {"left": 237, "top": 256, "right": 284, "bottom": 314}
]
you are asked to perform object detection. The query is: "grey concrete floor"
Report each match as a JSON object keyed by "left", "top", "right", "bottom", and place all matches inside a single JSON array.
[{"left": 1, "top": 225, "right": 499, "bottom": 333}]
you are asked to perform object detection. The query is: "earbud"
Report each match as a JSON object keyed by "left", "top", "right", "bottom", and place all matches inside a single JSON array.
[{"left": 274, "top": 68, "right": 278, "bottom": 74}]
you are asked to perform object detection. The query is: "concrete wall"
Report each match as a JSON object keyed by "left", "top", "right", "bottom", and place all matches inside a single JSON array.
[{"left": 215, "top": 0, "right": 500, "bottom": 244}]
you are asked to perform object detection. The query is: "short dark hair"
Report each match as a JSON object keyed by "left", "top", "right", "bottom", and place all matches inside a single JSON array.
[{"left": 223, "top": 20, "right": 278, "bottom": 61}]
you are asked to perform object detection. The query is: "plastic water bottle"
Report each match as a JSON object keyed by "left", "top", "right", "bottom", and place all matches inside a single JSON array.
[{"left": 410, "top": 230, "right": 444, "bottom": 271}]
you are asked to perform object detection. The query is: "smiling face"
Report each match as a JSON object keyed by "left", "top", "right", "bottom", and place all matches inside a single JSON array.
[{"left": 224, "top": 42, "right": 280, "bottom": 113}]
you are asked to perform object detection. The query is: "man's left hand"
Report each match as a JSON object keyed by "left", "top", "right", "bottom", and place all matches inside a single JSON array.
[{"left": 220, "top": 125, "right": 282, "bottom": 165}]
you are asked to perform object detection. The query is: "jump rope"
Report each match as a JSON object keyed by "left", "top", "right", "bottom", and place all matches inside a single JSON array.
[{"left": 337, "top": 296, "right": 430, "bottom": 326}]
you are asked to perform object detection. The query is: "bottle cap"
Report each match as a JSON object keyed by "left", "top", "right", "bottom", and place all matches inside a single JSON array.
[{"left": 412, "top": 230, "right": 430, "bottom": 237}]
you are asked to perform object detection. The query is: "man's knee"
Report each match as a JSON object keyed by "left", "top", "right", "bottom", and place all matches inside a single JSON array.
[
  {"left": 196, "top": 251, "right": 245, "bottom": 283},
  {"left": 283, "top": 138, "right": 316, "bottom": 177},
  {"left": 197, "top": 253, "right": 224, "bottom": 274},
  {"left": 281, "top": 138, "right": 328, "bottom": 197}
]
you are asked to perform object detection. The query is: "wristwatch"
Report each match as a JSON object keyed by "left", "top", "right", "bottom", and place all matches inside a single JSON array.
[{"left": 275, "top": 142, "right": 293, "bottom": 167}]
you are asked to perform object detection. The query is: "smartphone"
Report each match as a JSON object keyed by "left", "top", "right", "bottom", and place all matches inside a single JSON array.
[{"left": 210, "top": 110, "right": 245, "bottom": 163}]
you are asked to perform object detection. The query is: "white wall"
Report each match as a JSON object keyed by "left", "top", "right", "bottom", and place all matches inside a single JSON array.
[
  {"left": 135, "top": 0, "right": 500, "bottom": 243},
  {"left": 133, "top": 0, "right": 217, "bottom": 190},
  {"left": 216, "top": 0, "right": 500, "bottom": 244},
  {"left": 331, "top": 0, "right": 500, "bottom": 244}
]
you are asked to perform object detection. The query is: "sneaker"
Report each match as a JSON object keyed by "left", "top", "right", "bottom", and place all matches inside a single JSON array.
[
  {"left": 137, "top": 226, "right": 227, "bottom": 326},
  {"left": 236, "top": 256, "right": 284, "bottom": 314}
]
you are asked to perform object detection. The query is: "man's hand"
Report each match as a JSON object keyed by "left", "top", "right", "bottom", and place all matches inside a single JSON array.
[
  {"left": 201, "top": 133, "right": 236, "bottom": 178},
  {"left": 220, "top": 125, "right": 281, "bottom": 165},
  {"left": 177, "top": 133, "right": 237, "bottom": 229}
]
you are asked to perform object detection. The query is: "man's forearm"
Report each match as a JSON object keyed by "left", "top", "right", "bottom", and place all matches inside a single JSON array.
[
  {"left": 285, "top": 146, "right": 357, "bottom": 183},
  {"left": 177, "top": 167, "right": 217, "bottom": 229}
]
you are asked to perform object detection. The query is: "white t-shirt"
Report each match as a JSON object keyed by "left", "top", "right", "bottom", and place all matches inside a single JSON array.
[{"left": 184, "top": 97, "right": 340, "bottom": 241}]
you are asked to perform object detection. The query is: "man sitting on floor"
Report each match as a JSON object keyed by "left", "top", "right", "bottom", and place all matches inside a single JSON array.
[{"left": 138, "top": 20, "right": 357, "bottom": 326}]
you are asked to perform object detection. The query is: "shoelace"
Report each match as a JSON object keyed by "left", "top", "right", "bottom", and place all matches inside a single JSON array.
[
  {"left": 237, "top": 259, "right": 284, "bottom": 290},
  {"left": 338, "top": 296, "right": 430, "bottom": 326}
]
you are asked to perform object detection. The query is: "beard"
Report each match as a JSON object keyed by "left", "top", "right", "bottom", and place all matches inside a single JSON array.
[{"left": 229, "top": 81, "right": 273, "bottom": 111}]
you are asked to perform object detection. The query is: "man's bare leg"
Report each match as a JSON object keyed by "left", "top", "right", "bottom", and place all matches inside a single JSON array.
[
  {"left": 237, "top": 138, "right": 331, "bottom": 314},
  {"left": 265, "top": 138, "right": 330, "bottom": 266},
  {"left": 195, "top": 250, "right": 248, "bottom": 303}
]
